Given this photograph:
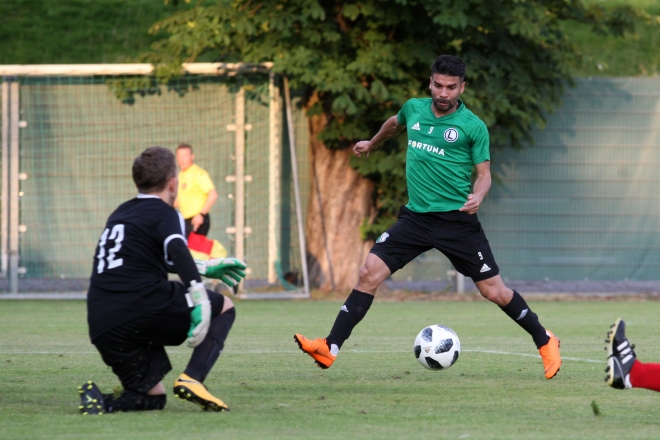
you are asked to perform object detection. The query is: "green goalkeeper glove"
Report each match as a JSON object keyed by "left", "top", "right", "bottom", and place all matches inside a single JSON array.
[
  {"left": 186, "top": 281, "right": 211, "bottom": 348},
  {"left": 195, "top": 258, "right": 247, "bottom": 290}
]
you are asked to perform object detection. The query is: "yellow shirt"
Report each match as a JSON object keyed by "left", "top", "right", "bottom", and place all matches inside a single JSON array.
[{"left": 177, "top": 164, "right": 215, "bottom": 219}]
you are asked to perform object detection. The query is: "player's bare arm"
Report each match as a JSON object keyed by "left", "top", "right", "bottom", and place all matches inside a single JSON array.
[
  {"left": 460, "top": 160, "right": 491, "bottom": 215},
  {"left": 353, "top": 115, "right": 405, "bottom": 158}
]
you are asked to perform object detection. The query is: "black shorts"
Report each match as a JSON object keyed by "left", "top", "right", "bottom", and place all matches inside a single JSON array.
[
  {"left": 92, "top": 283, "right": 226, "bottom": 393},
  {"left": 185, "top": 213, "right": 210, "bottom": 237},
  {"left": 370, "top": 206, "right": 499, "bottom": 282}
]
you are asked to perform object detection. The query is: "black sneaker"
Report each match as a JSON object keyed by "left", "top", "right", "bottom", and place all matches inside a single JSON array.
[
  {"left": 78, "top": 381, "right": 105, "bottom": 415},
  {"left": 605, "top": 318, "right": 636, "bottom": 389}
]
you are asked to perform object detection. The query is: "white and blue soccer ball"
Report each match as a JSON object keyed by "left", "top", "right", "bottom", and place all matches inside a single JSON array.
[{"left": 414, "top": 325, "right": 460, "bottom": 370}]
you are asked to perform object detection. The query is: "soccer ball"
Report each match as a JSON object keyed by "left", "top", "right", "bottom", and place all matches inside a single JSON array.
[{"left": 414, "top": 325, "right": 461, "bottom": 370}]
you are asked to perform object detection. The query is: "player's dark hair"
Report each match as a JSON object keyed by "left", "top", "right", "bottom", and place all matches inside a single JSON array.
[
  {"left": 431, "top": 55, "right": 466, "bottom": 82},
  {"left": 176, "top": 143, "right": 193, "bottom": 154},
  {"left": 132, "top": 146, "right": 177, "bottom": 193}
]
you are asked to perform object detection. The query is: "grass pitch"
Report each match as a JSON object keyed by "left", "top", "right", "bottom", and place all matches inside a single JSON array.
[{"left": 2, "top": 298, "right": 660, "bottom": 439}]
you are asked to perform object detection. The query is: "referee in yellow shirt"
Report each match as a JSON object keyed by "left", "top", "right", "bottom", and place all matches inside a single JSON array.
[{"left": 174, "top": 144, "right": 219, "bottom": 237}]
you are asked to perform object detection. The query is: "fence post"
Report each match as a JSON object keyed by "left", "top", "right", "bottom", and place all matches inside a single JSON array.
[
  {"left": 234, "top": 88, "right": 246, "bottom": 271},
  {"left": 268, "top": 73, "right": 281, "bottom": 284},
  {"left": 9, "top": 81, "right": 19, "bottom": 294},
  {"left": 1, "top": 80, "right": 9, "bottom": 280}
]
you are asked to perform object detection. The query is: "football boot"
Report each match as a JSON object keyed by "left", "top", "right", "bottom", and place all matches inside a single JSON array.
[
  {"left": 605, "top": 318, "right": 636, "bottom": 389},
  {"left": 539, "top": 330, "right": 562, "bottom": 379},
  {"left": 78, "top": 381, "right": 105, "bottom": 415},
  {"left": 293, "top": 334, "right": 336, "bottom": 369},
  {"left": 173, "top": 374, "right": 229, "bottom": 412}
]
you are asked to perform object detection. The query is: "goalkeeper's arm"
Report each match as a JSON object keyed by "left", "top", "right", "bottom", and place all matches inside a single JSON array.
[
  {"left": 166, "top": 237, "right": 210, "bottom": 348},
  {"left": 165, "top": 237, "right": 203, "bottom": 287}
]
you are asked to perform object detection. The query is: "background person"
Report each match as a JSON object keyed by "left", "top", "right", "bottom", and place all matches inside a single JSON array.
[
  {"left": 294, "top": 54, "right": 561, "bottom": 380},
  {"left": 174, "top": 143, "right": 218, "bottom": 237}
]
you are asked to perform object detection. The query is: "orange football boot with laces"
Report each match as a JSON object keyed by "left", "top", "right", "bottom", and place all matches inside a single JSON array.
[
  {"left": 539, "top": 330, "right": 562, "bottom": 379},
  {"left": 293, "top": 334, "right": 336, "bottom": 369}
]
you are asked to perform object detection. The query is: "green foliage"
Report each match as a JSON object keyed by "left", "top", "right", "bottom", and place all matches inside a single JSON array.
[{"left": 144, "top": 0, "right": 647, "bottom": 239}]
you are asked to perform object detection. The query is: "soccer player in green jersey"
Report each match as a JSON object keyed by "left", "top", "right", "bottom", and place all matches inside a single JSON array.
[{"left": 294, "top": 54, "right": 562, "bottom": 379}]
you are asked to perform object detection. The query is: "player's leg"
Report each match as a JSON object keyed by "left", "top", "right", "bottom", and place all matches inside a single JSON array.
[
  {"left": 294, "top": 206, "right": 431, "bottom": 369},
  {"left": 605, "top": 318, "right": 660, "bottom": 392},
  {"left": 436, "top": 211, "right": 560, "bottom": 379},
  {"left": 293, "top": 253, "right": 389, "bottom": 369},
  {"left": 474, "top": 274, "right": 561, "bottom": 378},
  {"left": 474, "top": 276, "right": 550, "bottom": 347},
  {"left": 326, "top": 254, "right": 390, "bottom": 348},
  {"left": 174, "top": 290, "right": 235, "bottom": 411},
  {"left": 87, "top": 326, "right": 171, "bottom": 414}
]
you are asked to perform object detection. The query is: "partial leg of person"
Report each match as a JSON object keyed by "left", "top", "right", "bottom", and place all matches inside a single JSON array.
[
  {"left": 434, "top": 210, "right": 560, "bottom": 379},
  {"left": 294, "top": 254, "right": 390, "bottom": 368},
  {"left": 605, "top": 318, "right": 660, "bottom": 392},
  {"left": 174, "top": 290, "right": 235, "bottom": 411},
  {"left": 84, "top": 326, "right": 173, "bottom": 414},
  {"left": 475, "top": 275, "right": 561, "bottom": 379},
  {"left": 294, "top": 206, "right": 430, "bottom": 369}
]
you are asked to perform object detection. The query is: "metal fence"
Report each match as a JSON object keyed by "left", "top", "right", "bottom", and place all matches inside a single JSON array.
[
  {"left": 2, "top": 70, "right": 660, "bottom": 294},
  {"left": 0, "top": 64, "right": 310, "bottom": 296}
]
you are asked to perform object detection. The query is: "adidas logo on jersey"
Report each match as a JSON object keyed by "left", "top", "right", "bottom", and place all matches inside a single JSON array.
[
  {"left": 411, "top": 122, "right": 421, "bottom": 131},
  {"left": 480, "top": 264, "right": 491, "bottom": 273}
]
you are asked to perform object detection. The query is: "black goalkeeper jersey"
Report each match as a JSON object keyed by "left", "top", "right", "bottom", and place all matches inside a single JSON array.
[{"left": 87, "top": 195, "right": 187, "bottom": 340}]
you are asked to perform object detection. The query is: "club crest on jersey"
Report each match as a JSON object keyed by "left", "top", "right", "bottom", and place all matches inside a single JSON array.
[
  {"left": 376, "top": 232, "right": 389, "bottom": 243},
  {"left": 444, "top": 128, "right": 459, "bottom": 143}
]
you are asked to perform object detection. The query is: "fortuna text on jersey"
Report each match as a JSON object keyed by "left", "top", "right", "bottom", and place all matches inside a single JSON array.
[{"left": 408, "top": 140, "right": 445, "bottom": 156}]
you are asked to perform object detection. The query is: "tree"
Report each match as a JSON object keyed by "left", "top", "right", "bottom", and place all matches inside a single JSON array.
[{"left": 144, "top": 0, "right": 644, "bottom": 291}]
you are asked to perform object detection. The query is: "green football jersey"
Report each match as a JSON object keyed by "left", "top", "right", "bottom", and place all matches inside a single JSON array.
[{"left": 397, "top": 98, "right": 490, "bottom": 213}]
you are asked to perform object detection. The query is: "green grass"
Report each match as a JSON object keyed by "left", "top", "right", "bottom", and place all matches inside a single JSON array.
[
  {"left": 0, "top": 0, "right": 180, "bottom": 64},
  {"left": 2, "top": 298, "right": 660, "bottom": 439},
  {"left": 566, "top": 0, "right": 660, "bottom": 77}
]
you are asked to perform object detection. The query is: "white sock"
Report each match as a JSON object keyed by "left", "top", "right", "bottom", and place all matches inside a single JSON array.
[{"left": 330, "top": 344, "right": 339, "bottom": 356}]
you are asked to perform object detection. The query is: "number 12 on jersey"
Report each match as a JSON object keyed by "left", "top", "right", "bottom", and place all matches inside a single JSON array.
[{"left": 96, "top": 224, "right": 125, "bottom": 274}]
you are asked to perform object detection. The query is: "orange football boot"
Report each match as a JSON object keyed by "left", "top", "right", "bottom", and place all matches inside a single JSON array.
[
  {"left": 173, "top": 374, "right": 229, "bottom": 412},
  {"left": 293, "top": 334, "right": 336, "bottom": 369},
  {"left": 539, "top": 330, "right": 562, "bottom": 379}
]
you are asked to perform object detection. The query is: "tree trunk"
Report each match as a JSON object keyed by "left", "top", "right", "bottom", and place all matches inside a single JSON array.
[{"left": 305, "top": 103, "right": 377, "bottom": 292}]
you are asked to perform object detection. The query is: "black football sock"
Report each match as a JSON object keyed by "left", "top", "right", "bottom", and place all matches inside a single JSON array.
[
  {"left": 326, "top": 289, "right": 374, "bottom": 351},
  {"left": 185, "top": 307, "right": 236, "bottom": 382},
  {"left": 500, "top": 290, "right": 550, "bottom": 349},
  {"left": 103, "top": 391, "right": 166, "bottom": 412}
]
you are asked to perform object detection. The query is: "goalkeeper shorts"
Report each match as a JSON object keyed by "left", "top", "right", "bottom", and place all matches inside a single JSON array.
[{"left": 92, "top": 284, "right": 225, "bottom": 393}]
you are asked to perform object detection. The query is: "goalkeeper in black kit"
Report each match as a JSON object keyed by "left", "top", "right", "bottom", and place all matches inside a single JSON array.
[{"left": 80, "top": 146, "right": 247, "bottom": 414}]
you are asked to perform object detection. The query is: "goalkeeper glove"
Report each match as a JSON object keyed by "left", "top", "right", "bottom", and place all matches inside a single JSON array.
[
  {"left": 186, "top": 281, "right": 211, "bottom": 348},
  {"left": 195, "top": 258, "right": 247, "bottom": 291}
]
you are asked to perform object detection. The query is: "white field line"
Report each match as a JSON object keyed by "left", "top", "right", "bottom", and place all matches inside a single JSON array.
[{"left": 0, "top": 349, "right": 603, "bottom": 363}]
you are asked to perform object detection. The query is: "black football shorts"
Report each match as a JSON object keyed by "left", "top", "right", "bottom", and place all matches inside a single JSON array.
[
  {"left": 92, "top": 283, "right": 226, "bottom": 393},
  {"left": 370, "top": 206, "right": 499, "bottom": 282}
]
